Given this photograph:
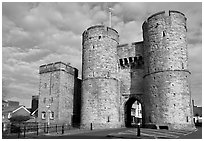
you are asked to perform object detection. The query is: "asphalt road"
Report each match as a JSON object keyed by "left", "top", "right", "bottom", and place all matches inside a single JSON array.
[
  {"left": 178, "top": 126, "right": 202, "bottom": 139},
  {"left": 3, "top": 126, "right": 202, "bottom": 139}
]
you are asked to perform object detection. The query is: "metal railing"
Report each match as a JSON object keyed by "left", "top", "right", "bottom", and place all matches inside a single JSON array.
[{"left": 2, "top": 122, "right": 74, "bottom": 138}]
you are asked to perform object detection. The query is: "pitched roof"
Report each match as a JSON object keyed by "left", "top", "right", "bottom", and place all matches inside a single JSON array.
[
  {"left": 12, "top": 106, "right": 31, "bottom": 114},
  {"left": 2, "top": 105, "right": 30, "bottom": 114}
]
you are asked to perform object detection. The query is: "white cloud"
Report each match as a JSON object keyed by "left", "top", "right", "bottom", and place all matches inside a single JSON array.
[{"left": 2, "top": 2, "right": 202, "bottom": 107}]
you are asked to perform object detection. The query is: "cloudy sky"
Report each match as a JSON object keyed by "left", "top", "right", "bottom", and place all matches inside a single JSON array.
[{"left": 2, "top": 2, "right": 202, "bottom": 107}]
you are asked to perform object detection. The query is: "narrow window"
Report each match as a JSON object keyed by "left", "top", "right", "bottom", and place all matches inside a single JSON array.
[
  {"left": 107, "top": 116, "right": 110, "bottom": 122},
  {"left": 124, "top": 58, "right": 128, "bottom": 65},
  {"left": 129, "top": 57, "right": 133, "bottom": 63},
  {"left": 182, "top": 63, "right": 184, "bottom": 69},
  {"left": 134, "top": 57, "right": 137, "bottom": 62},
  {"left": 8, "top": 113, "right": 11, "bottom": 119},
  {"left": 163, "top": 31, "right": 165, "bottom": 37},
  {"left": 50, "top": 111, "right": 54, "bottom": 120},
  {"left": 186, "top": 116, "right": 188, "bottom": 122},
  {"left": 119, "top": 59, "right": 123, "bottom": 66},
  {"left": 44, "top": 83, "right": 47, "bottom": 88},
  {"left": 98, "top": 36, "right": 101, "bottom": 39},
  {"left": 42, "top": 112, "right": 46, "bottom": 120}
]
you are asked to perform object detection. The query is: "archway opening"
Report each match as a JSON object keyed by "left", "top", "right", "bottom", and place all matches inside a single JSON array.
[{"left": 125, "top": 97, "right": 143, "bottom": 127}]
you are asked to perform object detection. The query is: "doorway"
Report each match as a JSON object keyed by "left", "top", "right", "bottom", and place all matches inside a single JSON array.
[{"left": 124, "top": 97, "right": 143, "bottom": 127}]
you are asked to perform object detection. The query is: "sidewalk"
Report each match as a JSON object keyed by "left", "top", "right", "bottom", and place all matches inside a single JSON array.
[{"left": 43, "top": 127, "right": 126, "bottom": 136}]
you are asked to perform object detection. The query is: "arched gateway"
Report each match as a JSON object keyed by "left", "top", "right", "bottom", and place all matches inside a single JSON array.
[{"left": 124, "top": 94, "right": 145, "bottom": 127}]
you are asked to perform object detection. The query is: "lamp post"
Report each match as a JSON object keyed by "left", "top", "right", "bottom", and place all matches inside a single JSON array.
[{"left": 46, "top": 104, "right": 51, "bottom": 133}]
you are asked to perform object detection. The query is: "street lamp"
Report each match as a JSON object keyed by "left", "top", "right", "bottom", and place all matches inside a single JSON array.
[{"left": 46, "top": 104, "right": 51, "bottom": 126}]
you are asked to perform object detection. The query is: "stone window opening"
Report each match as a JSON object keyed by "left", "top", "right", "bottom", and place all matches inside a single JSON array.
[
  {"left": 186, "top": 116, "right": 188, "bottom": 122},
  {"left": 124, "top": 58, "right": 128, "bottom": 66},
  {"left": 44, "top": 83, "right": 47, "bottom": 88},
  {"left": 152, "top": 85, "right": 156, "bottom": 89},
  {"left": 173, "top": 93, "right": 176, "bottom": 96},
  {"left": 174, "top": 104, "right": 176, "bottom": 107},
  {"left": 107, "top": 116, "right": 110, "bottom": 122},
  {"left": 119, "top": 59, "right": 123, "bottom": 67},
  {"left": 50, "top": 111, "right": 54, "bottom": 120},
  {"left": 155, "top": 23, "right": 159, "bottom": 28},
  {"left": 98, "top": 36, "right": 101, "bottom": 39},
  {"left": 93, "top": 45, "right": 95, "bottom": 49},
  {"left": 42, "top": 112, "right": 46, "bottom": 120},
  {"left": 163, "top": 31, "right": 166, "bottom": 37},
  {"left": 139, "top": 56, "right": 143, "bottom": 60},
  {"left": 182, "top": 63, "right": 184, "bottom": 69},
  {"left": 129, "top": 57, "right": 133, "bottom": 63},
  {"left": 134, "top": 57, "right": 137, "bottom": 62}
]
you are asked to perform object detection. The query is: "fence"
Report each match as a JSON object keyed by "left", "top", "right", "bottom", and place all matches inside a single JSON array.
[{"left": 2, "top": 122, "right": 74, "bottom": 138}]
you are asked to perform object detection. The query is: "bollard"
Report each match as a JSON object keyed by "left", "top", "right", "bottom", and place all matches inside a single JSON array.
[
  {"left": 47, "top": 123, "right": 49, "bottom": 133},
  {"left": 17, "top": 126, "right": 21, "bottom": 138},
  {"left": 44, "top": 123, "right": 46, "bottom": 133},
  {"left": 90, "top": 123, "right": 92, "bottom": 130},
  {"left": 137, "top": 123, "right": 141, "bottom": 137},
  {"left": 23, "top": 125, "right": 26, "bottom": 138},
  {"left": 36, "top": 124, "right": 38, "bottom": 136},
  {"left": 62, "top": 124, "right": 64, "bottom": 134}
]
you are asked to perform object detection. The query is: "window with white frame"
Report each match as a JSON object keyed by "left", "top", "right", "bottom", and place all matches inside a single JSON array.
[
  {"left": 50, "top": 111, "right": 54, "bottom": 120},
  {"left": 8, "top": 113, "right": 11, "bottom": 119},
  {"left": 42, "top": 111, "right": 46, "bottom": 120}
]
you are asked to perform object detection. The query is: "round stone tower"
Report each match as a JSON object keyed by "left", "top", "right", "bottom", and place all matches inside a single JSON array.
[
  {"left": 142, "top": 10, "right": 195, "bottom": 130},
  {"left": 81, "top": 25, "right": 121, "bottom": 129}
]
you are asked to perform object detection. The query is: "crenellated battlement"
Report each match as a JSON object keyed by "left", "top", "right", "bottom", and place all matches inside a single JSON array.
[
  {"left": 39, "top": 61, "right": 78, "bottom": 77},
  {"left": 117, "top": 41, "right": 143, "bottom": 59},
  {"left": 119, "top": 55, "right": 144, "bottom": 69},
  {"left": 143, "top": 10, "right": 187, "bottom": 30}
]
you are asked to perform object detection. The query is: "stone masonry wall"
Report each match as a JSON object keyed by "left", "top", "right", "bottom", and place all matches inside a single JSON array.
[
  {"left": 117, "top": 42, "right": 144, "bottom": 96},
  {"left": 117, "top": 42, "right": 144, "bottom": 126},
  {"left": 143, "top": 10, "right": 195, "bottom": 130},
  {"left": 81, "top": 25, "right": 121, "bottom": 129},
  {"left": 38, "top": 62, "right": 77, "bottom": 125}
]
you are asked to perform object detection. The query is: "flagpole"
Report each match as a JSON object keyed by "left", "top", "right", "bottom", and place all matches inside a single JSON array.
[{"left": 109, "top": 8, "right": 112, "bottom": 27}]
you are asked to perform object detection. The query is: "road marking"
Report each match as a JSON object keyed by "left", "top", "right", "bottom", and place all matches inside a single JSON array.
[
  {"left": 108, "top": 128, "right": 195, "bottom": 139},
  {"left": 141, "top": 129, "right": 179, "bottom": 138}
]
